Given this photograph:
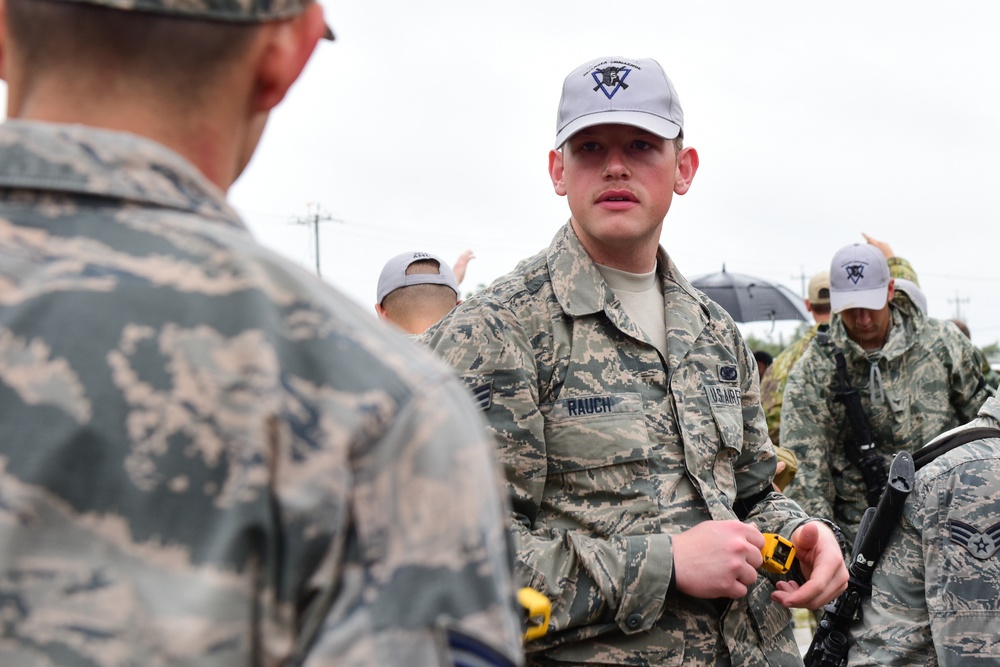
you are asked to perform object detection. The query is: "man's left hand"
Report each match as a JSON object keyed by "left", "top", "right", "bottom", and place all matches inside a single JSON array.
[{"left": 769, "top": 520, "right": 848, "bottom": 610}]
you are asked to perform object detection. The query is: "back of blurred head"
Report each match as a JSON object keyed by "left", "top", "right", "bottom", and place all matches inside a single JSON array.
[{"left": 1, "top": 0, "right": 331, "bottom": 191}]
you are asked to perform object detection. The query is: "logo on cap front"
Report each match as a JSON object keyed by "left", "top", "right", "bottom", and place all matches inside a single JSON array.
[
  {"left": 591, "top": 66, "right": 631, "bottom": 99},
  {"left": 844, "top": 263, "right": 867, "bottom": 285}
]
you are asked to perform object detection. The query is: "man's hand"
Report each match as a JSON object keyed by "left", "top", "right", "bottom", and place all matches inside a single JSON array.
[
  {"left": 673, "top": 520, "right": 765, "bottom": 599},
  {"left": 770, "top": 520, "right": 848, "bottom": 610},
  {"left": 861, "top": 233, "right": 895, "bottom": 259},
  {"left": 452, "top": 249, "right": 475, "bottom": 285}
]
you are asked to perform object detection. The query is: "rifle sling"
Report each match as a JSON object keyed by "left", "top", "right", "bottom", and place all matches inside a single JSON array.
[{"left": 913, "top": 426, "right": 1000, "bottom": 470}]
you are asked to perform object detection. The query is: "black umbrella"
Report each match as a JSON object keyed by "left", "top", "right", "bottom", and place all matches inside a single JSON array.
[{"left": 690, "top": 266, "right": 809, "bottom": 323}]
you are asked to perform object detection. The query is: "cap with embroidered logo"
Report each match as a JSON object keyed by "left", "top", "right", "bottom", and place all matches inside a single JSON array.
[
  {"left": 377, "top": 252, "right": 459, "bottom": 305},
  {"left": 807, "top": 271, "right": 831, "bottom": 306},
  {"left": 829, "top": 244, "right": 891, "bottom": 314},
  {"left": 554, "top": 56, "right": 683, "bottom": 148},
  {"left": 48, "top": 0, "right": 334, "bottom": 39}
]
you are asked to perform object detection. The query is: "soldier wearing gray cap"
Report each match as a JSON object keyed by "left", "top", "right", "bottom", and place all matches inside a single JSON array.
[
  {"left": 375, "top": 251, "right": 462, "bottom": 335},
  {"left": 422, "top": 55, "right": 849, "bottom": 666},
  {"left": 782, "top": 242, "right": 993, "bottom": 547},
  {"left": 0, "top": 2, "right": 523, "bottom": 665}
]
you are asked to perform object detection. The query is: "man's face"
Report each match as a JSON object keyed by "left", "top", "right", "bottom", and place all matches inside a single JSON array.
[
  {"left": 837, "top": 280, "right": 895, "bottom": 350},
  {"left": 548, "top": 123, "right": 697, "bottom": 271}
]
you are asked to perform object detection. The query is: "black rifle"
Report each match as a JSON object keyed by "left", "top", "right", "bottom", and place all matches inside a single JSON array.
[
  {"left": 826, "top": 336, "right": 888, "bottom": 508},
  {"left": 803, "top": 450, "right": 915, "bottom": 667}
]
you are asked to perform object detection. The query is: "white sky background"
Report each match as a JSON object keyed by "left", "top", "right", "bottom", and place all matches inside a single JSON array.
[
  {"left": 229, "top": 0, "right": 1000, "bottom": 347},
  {"left": 230, "top": 0, "right": 1000, "bottom": 345}
]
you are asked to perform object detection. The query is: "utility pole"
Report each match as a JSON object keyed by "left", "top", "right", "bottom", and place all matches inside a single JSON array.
[
  {"left": 791, "top": 266, "right": 808, "bottom": 298},
  {"left": 948, "top": 291, "right": 970, "bottom": 320},
  {"left": 294, "top": 203, "right": 334, "bottom": 278}
]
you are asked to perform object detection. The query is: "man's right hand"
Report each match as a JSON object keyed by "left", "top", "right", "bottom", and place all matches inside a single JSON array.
[{"left": 672, "top": 520, "right": 765, "bottom": 599}]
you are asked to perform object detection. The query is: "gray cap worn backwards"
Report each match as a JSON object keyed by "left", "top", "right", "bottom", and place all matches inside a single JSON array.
[
  {"left": 49, "top": 0, "right": 334, "bottom": 37},
  {"left": 829, "top": 243, "right": 892, "bottom": 314},
  {"left": 377, "top": 252, "right": 459, "bottom": 305},
  {"left": 555, "top": 56, "right": 683, "bottom": 148}
]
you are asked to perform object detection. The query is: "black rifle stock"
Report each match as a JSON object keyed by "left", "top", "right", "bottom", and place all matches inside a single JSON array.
[{"left": 803, "top": 451, "right": 915, "bottom": 667}]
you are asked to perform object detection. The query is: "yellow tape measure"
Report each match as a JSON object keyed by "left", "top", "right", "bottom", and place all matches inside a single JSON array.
[
  {"left": 518, "top": 587, "right": 551, "bottom": 642},
  {"left": 760, "top": 533, "right": 796, "bottom": 575}
]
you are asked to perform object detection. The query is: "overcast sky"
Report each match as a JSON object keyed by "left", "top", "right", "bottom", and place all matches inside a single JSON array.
[
  {"left": 231, "top": 1, "right": 1000, "bottom": 347},
  {"left": 230, "top": 0, "right": 1000, "bottom": 345}
]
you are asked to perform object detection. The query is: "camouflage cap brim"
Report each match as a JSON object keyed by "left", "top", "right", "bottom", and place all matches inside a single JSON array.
[{"left": 50, "top": 0, "right": 334, "bottom": 39}]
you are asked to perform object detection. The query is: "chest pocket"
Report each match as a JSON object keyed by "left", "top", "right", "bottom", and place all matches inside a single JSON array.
[
  {"left": 700, "top": 380, "right": 744, "bottom": 501},
  {"left": 540, "top": 392, "right": 658, "bottom": 537}
]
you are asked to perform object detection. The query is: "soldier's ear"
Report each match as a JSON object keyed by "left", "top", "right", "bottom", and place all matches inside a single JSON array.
[
  {"left": 249, "top": 2, "right": 326, "bottom": 113},
  {"left": 549, "top": 149, "right": 567, "bottom": 196},
  {"left": 673, "top": 146, "right": 699, "bottom": 195}
]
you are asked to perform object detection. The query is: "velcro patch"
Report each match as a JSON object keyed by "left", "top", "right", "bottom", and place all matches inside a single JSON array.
[
  {"left": 706, "top": 384, "right": 741, "bottom": 407},
  {"left": 548, "top": 394, "right": 638, "bottom": 420},
  {"left": 718, "top": 364, "right": 739, "bottom": 382},
  {"left": 949, "top": 519, "right": 1000, "bottom": 559}
]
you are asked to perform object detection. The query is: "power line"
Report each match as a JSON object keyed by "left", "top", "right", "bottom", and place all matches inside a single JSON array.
[
  {"left": 291, "top": 203, "right": 340, "bottom": 277},
  {"left": 948, "top": 291, "right": 971, "bottom": 320}
]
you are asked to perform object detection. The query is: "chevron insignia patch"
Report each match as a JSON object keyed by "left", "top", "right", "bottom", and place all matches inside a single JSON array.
[{"left": 949, "top": 519, "right": 1000, "bottom": 560}]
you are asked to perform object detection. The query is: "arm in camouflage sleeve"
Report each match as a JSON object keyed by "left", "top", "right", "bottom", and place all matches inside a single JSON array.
[
  {"left": 422, "top": 301, "right": 672, "bottom": 638},
  {"left": 302, "top": 371, "right": 524, "bottom": 665},
  {"left": 730, "top": 339, "right": 847, "bottom": 610},
  {"left": 778, "top": 349, "right": 838, "bottom": 525},
  {"left": 942, "top": 323, "right": 995, "bottom": 423},
  {"left": 848, "top": 503, "right": 933, "bottom": 666}
]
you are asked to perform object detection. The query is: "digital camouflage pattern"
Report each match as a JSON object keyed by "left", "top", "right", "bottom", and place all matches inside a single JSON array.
[
  {"left": 761, "top": 256, "right": 918, "bottom": 448},
  {"left": 0, "top": 120, "right": 524, "bottom": 666},
  {"left": 422, "top": 222, "right": 817, "bottom": 667},
  {"left": 849, "top": 396, "right": 1000, "bottom": 666},
  {"left": 50, "top": 0, "right": 318, "bottom": 22},
  {"left": 760, "top": 324, "right": 825, "bottom": 447},
  {"left": 781, "top": 295, "right": 992, "bottom": 546}
]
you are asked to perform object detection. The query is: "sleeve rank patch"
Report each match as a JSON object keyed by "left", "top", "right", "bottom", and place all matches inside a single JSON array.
[
  {"left": 470, "top": 380, "right": 493, "bottom": 411},
  {"left": 949, "top": 519, "right": 1000, "bottom": 559}
]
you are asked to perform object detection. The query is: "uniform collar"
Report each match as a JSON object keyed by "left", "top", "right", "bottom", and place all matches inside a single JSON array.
[{"left": 0, "top": 120, "right": 243, "bottom": 228}]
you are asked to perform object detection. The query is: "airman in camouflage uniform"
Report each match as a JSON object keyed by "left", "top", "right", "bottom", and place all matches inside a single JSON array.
[
  {"left": 849, "top": 396, "right": 1000, "bottom": 666},
  {"left": 0, "top": 2, "right": 524, "bottom": 665},
  {"left": 761, "top": 254, "right": 917, "bottom": 448},
  {"left": 781, "top": 244, "right": 991, "bottom": 547},
  {"left": 422, "top": 56, "right": 848, "bottom": 667}
]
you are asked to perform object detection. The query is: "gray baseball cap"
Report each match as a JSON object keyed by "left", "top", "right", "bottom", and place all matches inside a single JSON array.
[
  {"left": 554, "top": 56, "right": 683, "bottom": 148},
  {"left": 829, "top": 243, "right": 892, "bottom": 313},
  {"left": 377, "top": 252, "right": 459, "bottom": 304},
  {"left": 51, "top": 0, "right": 334, "bottom": 39}
]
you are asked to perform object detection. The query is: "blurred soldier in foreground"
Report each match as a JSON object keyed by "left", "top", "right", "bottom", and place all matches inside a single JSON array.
[
  {"left": 0, "top": 1, "right": 523, "bottom": 664},
  {"left": 782, "top": 242, "right": 991, "bottom": 546},
  {"left": 423, "top": 55, "right": 847, "bottom": 666},
  {"left": 850, "top": 396, "right": 1000, "bottom": 666}
]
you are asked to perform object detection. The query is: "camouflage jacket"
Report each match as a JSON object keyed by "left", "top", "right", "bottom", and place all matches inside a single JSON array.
[
  {"left": 0, "top": 121, "right": 523, "bottom": 666},
  {"left": 849, "top": 396, "right": 1000, "bottom": 666},
  {"left": 760, "top": 324, "right": 826, "bottom": 447},
  {"left": 761, "top": 257, "right": 918, "bottom": 448},
  {"left": 422, "top": 222, "right": 814, "bottom": 667},
  {"left": 781, "top": 296, "right": 992, "bottom": 546}
]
